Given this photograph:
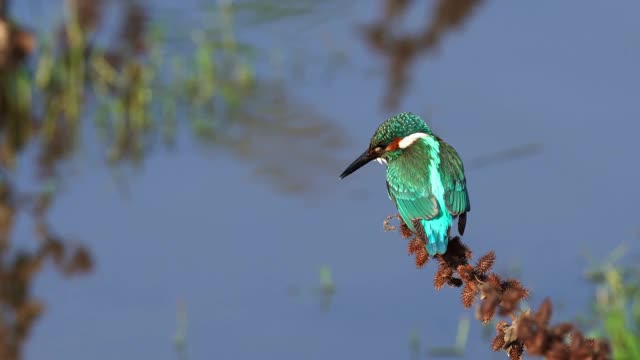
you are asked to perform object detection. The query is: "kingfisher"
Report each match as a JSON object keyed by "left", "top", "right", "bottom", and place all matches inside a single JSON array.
[{"left": 339, "top": 112, "right": 470, "bottom": 255}]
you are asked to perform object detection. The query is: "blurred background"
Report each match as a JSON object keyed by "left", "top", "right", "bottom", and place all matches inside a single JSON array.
[{"left": 0, "top": 0, "right": 639, "bottom": 359}]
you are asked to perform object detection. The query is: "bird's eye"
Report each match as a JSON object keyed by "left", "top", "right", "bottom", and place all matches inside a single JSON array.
[{"left": 373, "top": 146, "right": 383, "bottom": 152}]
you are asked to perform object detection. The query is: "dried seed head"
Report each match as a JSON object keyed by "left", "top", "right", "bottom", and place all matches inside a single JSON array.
[
  {"left": 387, "top": 210, "right": 612, "bottom": 359},
  {"left": 475, "top": 251, "right": 495, "bottom": 274},
  {"left": 588, "top": 338, "right": 611, "bottom": 357},
  {"left": 479, "top": 295, "right": 500, "bottom": 323},
  {"left": 569, "top": 330, "right": 585, "bottom": 352},
  {"left": 545, "top": 342, "right": 570, "bottom": 360},
  {"left": 491, "top": 332, "right": 506, "bottom": 351},
  {"left": 407, "top": 238, "right": 423, "bottom": 254},
  {"left": 415, "top": 247, "right": 429, "bottom": 268},
  {"left": 502, "top": 279, "right": 529, "bottom": 299},
  {"left": 534, "top": 298, "right": 553, "bottom": 327},
  {"left": 517, "top": 317, "right": 537, "bottom": 342},
  {"left": 499, "top": 288, "right": 526, "bottom": 316},
  {"left": 399, "top": 222, "right": 414, "bottom": 239},
  {"left": 487, "top": 273, "right": 502, "bottom": 288},
  {"left": 507, "top": 343, "right": 524, "bottom": 360},
  {"left": 461, "top": 282, "right": 477, "bottom": 308},
  {"left": 383, "top": 215, "right": 397, "bottom": 232},
  {"left": 457, "top": 264, "right": 475, "bottom": 282},
  {"left": 496, "top": 321, "right": 509, "bottom": 332},
  {"left": 434, "top": 265, "right": 453, "bottom": 290},
  {"left": 524, "top": 330, "right": 548, "bottom": 355},
  {"left": 550, "top": 323, "right": 574, "bottom": 338}
]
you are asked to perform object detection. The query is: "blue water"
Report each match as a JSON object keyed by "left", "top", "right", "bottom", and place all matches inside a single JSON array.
[{"left": 11, "top": 0, "right": 640, "bottom": 359}]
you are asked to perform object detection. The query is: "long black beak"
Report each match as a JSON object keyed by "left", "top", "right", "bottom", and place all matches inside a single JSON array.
[{"left": 339, "top": 149, "right": 375, "bottom": 179}]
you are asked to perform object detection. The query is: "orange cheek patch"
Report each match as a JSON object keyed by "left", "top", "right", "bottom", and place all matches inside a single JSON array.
[{"left": 385, "top": 137, "right": 403, "bottom": 151}]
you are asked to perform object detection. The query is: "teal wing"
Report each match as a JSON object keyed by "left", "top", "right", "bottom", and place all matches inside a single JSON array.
[
  {"left": 386, "top": 153, "right": 440, "bottom": 230},
  {"left": 437, "top": 140, "right": 470, "bottom": 216}
]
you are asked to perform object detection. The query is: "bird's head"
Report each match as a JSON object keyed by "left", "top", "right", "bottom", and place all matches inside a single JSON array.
[{"left": 339, "top": 112, "right": 433, "bottom": 179}]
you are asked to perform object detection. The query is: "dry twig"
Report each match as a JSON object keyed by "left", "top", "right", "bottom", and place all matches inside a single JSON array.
[{"left": 385, "top": 215, "right": 611, "bottom": 360}]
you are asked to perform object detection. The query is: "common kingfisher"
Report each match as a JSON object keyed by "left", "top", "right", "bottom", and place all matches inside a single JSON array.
[{"left": 340, "top": 112, "right": 470, "bottom": 255}]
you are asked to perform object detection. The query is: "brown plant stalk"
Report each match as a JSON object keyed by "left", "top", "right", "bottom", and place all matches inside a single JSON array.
[{"left": 383, "top": 215, "right": 611, "bottom": 360}]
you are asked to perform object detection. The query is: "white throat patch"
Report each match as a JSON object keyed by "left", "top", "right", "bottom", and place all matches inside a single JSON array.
[
  {"left": 375, "top": 157, "right": 387, "bottom": 165},
  {"left": 398, "top": 132, "right": 429, "bottom": 149}
]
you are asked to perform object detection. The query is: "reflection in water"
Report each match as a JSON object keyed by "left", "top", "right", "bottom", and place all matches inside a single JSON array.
[
  {"left": 173, "top": 300, "right": 189, "bottom": 360},
  {"left": 426, "top": 316, "right": 470, "bottom": 357},
  {"left": 1, "top": 0, "right": 348, "bottom": 358},
  {"left": 0, "top": 0, "right": 543, "bottom": 358},
  {"left": 285, "top": 265, "right": 336, "bottom": 312},
  {"left": 0, "top": 175, "right": 93, "bottom": 359},
  {"left": 1, "top": 2, "right": 96, "bottom": 359},
  {"left": 316, "top": 265, "right": 336, "bottom": 311},
  {"left": 219, "top": 80, "right": 348, "bottom": 194},
  {"left": 363, "top": 0, "right": 484, "bottom": 109},
  {"left": 466, "top": 142, "right": 543, "bottom": 171}
]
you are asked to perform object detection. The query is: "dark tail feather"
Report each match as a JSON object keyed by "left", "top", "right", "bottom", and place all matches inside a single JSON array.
[
  {"left": 458, "top": 212, "right": 467, "bottom": 236},
  {"left": 412, "top": 219, "right": 428, "bottom": 242}
]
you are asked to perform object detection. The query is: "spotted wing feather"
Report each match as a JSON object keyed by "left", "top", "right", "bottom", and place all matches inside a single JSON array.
[
  {"left": 437, "top": 140, "right": 470, "bottom": 232},
  {"left": 385, "top": 147, "right": 440, "bottom": 232}
]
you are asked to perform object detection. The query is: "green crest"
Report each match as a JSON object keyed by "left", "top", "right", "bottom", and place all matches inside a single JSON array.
[{"left": 370, "top": 112, "right": 433, "bottom": 147}]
